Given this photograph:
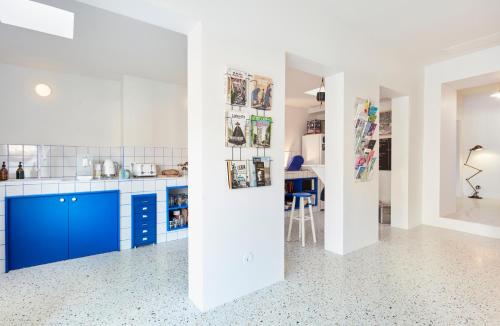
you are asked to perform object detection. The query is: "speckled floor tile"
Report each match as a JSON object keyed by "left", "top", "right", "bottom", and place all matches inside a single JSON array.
[{"left": 1, "top": 213, "right": 500, "bottom": 325}]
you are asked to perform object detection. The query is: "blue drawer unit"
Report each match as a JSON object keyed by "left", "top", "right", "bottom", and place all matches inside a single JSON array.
[
  {"left": 131, "top": 194, "right": 157, "bottom": 248},
  {"left": 6, "top": 191, "right": 120, "bottom": 272}
]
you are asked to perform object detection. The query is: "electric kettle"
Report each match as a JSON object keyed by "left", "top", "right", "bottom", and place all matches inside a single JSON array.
[{"left": 103, "top": 160, "right": 116, "bottom": 178}]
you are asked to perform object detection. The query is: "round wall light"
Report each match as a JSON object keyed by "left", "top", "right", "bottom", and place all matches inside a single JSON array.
[{"left": 35, "top": 83, "right": 52, "bottom": 97}]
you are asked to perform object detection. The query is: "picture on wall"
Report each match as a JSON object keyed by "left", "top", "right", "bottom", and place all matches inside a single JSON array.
[
  {"left": 250, "top": 75, "right": 272, "bottom": 110},
  {"left": 226, "top": 69, "right": 248, "bottom": 106},
  {"left": 379, "top": 111, "right": 392, "bottom": 136},
  {"left": 250, "top": 115, "right": 272, "bottom": 148},
  {"left": 227, "top": 160, "right": 250, "bottom": 189},
  {"left": 226, "top": 111, "right": 249, "bottom": 147},
  {"left": 354, "top": 98, "right": 378, "bottom": 182}
]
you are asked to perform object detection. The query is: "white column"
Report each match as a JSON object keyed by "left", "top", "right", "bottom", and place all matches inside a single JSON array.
[{"left": 390, "top": 96, "right": 410, "bottom": 229}]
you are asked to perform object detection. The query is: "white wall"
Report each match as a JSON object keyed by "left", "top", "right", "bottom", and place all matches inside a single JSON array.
[
  {"left": 390, "top": 96, "right": 410, "bottom": 229},
  {"left": 0, "top": 63, "right": 122, "bottom": 146},
  {"left": 0, "top": 63, "right": 187, "bottom": 147},
  {"left": 423, "top": 45, "right": 500, "bottom": 239},
  {"left": 284, "top": 106, "right": 309, "bottom": 160},
  {"left": 458, "top": 93, "right": 500, "bottom": 198},
  {"left": 122, "top": 75, "right": 187, "bottom": 146},
  {"left": 77, "top": 0, "right": 423, "bottom": 311},
  {"left": 440, "top": 85, "right": 458, "bottom": 216}
]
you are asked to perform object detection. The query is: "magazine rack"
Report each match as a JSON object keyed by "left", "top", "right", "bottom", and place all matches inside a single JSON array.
[{"left": 225, "top": 68, "right": 274, "bottom": 189}]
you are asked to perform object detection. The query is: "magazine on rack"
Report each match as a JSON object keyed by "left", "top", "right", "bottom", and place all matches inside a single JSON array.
[
  {"left": 227, "top": 160, "right": 249, "bottom": 189},
  {"left": 226, "top": 69, "right": 248, "bottom": 106},
  {"left": 250, "top": 75, "right": 272, "bottom": 110},
  {"left": 226, "top": 111, "right": 248, "bottom": 147},
  {"left": 250, "top": 115, "right": 272, "bottom": 148}
]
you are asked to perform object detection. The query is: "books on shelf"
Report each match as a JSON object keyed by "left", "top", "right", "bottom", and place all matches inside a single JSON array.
[
  {"left": 226, "top": 69, "right": 248, "bottom": 106},
  {"left": 249, "top": 75, "right": 272, "bottom": 110},
  {"left": 226, "top": 111, "right": 249, "bottom": 147},
  {"left": 250, "top": 115, "right": 272, "bottom": 148}
]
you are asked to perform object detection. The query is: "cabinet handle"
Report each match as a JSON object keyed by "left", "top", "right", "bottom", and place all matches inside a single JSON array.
[
  {"left": 142, "top": 207, "right": 148, "bottom": 211},
  {"left": 142, "top": 229, "right": 148, "bottom": 234},
  {"left": 142, "top": 237, "right": 148, "bottom": 241},
  {"left": 71, "top": 197, "right": 77, "bottom": 202},
  {"left": 59, "top": 198, "right": 65, "bottom": 203},
  {"left": 142, "top": 214, "right": 148, "bottom": 218}
]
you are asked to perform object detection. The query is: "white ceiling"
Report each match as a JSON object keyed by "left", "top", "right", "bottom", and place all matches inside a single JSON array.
[
  {"left": 325, "top": 0, "right": 500, "bottom": 64},
  {"left": 285, "top": 67, "right": 322, "bottom": 109},
  {"left": 0, "top": 0, "right": 187, "bottom": 83}
]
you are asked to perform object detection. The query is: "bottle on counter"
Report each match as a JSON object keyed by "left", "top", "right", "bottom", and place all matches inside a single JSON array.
[
  {"left": 16, "top": 162, "right": 24, "bottom": 179},
  {"left": 0, "top": 162, "right": 8, "bottom": 181}
]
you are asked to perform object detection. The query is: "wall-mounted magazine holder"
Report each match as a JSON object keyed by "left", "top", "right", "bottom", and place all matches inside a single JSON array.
[{"left": 225, "top": 67, "right": 274, "bottom": 190}]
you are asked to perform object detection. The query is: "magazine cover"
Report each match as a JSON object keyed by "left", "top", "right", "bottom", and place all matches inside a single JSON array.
[
  {"left": 226, "top": 111, "right": 248, "bottom": 147},
  {"left": 250, "top": 75, "right": 272, "bottom": 110},
  {"left": 227, "top": 160, "right": 249, "bottom": 189},
  {"left": 253, "top": 156, "right": 271, "bottom": 186},
  {"left": 250, "top": 115, "right": 272, "bottom": 148},
  {"left": 226, "top": 69, "right": 248, "bottom": 106}
]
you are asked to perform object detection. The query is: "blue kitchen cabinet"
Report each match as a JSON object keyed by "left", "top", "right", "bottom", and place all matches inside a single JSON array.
[
  {"left": 131, "top": 194, "right": 157, "bottom": 248},
  {"left": 68, "top": 191, "right": 120, "bottom": 259},
  {"left": 7, "top": 195, "right": 69, "bottom": 271},
  {"left": 6, "top": 190, "right": 119, "bottom": 272}
]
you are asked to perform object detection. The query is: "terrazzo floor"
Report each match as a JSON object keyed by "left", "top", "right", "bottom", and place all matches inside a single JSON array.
[
  {"left": 1, "top": 214, "right": 500, "bottom": 325},
  {"left": 444, "top": 197, "right": 500, "bottom": 227}
]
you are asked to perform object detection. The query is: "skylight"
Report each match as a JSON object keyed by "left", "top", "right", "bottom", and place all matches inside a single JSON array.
[{"left": 0, "top": 0, "right": 74, "bottom": 39}]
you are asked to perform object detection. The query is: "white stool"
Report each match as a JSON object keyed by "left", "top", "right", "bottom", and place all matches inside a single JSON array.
[{"left": 287, "top": 193, "right": 316, "bottom": 247}]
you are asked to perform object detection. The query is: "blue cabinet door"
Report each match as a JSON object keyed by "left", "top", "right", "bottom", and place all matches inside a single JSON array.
[
  {"left": 68, "top": 191, "right": 119, "bottom": 259},
  {"left": 7, "top": 195, "right": 69, "bottom": 271}
]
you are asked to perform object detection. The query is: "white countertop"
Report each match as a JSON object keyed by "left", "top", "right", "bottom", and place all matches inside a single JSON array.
[{"left": 0, "top": 175, "right": 187, "bottom": 186}]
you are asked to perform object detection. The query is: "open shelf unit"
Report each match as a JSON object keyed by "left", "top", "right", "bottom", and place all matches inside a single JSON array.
[
  {"left": 166, "top": 185, "right": 188, "bottom": 232},
  {"left": 284, "top": 177, "right": 318, "bottom": 211}
]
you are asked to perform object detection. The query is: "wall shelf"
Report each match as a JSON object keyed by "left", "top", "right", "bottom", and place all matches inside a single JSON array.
[{"left": 166, "top": 185, "right": 188, "bottom": 232}]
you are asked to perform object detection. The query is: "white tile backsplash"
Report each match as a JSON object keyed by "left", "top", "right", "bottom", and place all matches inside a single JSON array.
[
  {"left": 76, "top": 182, "right": 91, "bottom": 193},
  {"left": 90, "top": 182, "right": 105, "bottom": 192},
  {"left": 6, "top": 185, "right": 23, "bottom": 196},
  {"left": 63, "top": 146, "right": 76, "bottom": 157},
  {"left": 23, "top": 184, "right": 42, "bottom": 195},
  {"left": 59, "top": 183, "right": 75, "bottom": 194},
  {"left": 120, "top": 193, "right": 131, "bottom": 205},
  {"left": 131, "top": 180, "right": 143, "bottom": 193},
  {"left": 120, "top": 227, "right": 131, "bottom": 240},
  {"left": 119, "top": 181, "right": 131, "bottom": 193},
  {"left": 105, "top": 180, "right": 119, "bottom": 190},
  {"left": 120, "top": 239, "right": 131, "bottom": 251},
  {"left": 143, "top": 180, "right": 156, "bottom": 192}
]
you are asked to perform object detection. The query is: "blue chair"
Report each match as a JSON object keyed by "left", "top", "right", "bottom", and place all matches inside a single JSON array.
[{"left": 287, "top": 193, "right": 317, "bottom": 247}]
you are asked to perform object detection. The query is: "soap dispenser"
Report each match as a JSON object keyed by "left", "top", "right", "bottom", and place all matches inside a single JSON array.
[
  {"left": 0, "top": 162, "right": 8, "bottom": 181},
  {"left": 16, "top": 162, "right": 24, "bottom": 179}
]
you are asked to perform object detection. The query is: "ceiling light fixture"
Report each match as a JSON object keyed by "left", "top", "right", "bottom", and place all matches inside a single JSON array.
[
  {"left": 0, "top": 0, "right": 74, "bottom": 39},
  {"left": 490, "top": 89, "right": 500, "bottom": 99},
  {"left": 35, "top": 83, "right": 52, "bottom": 97}
]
